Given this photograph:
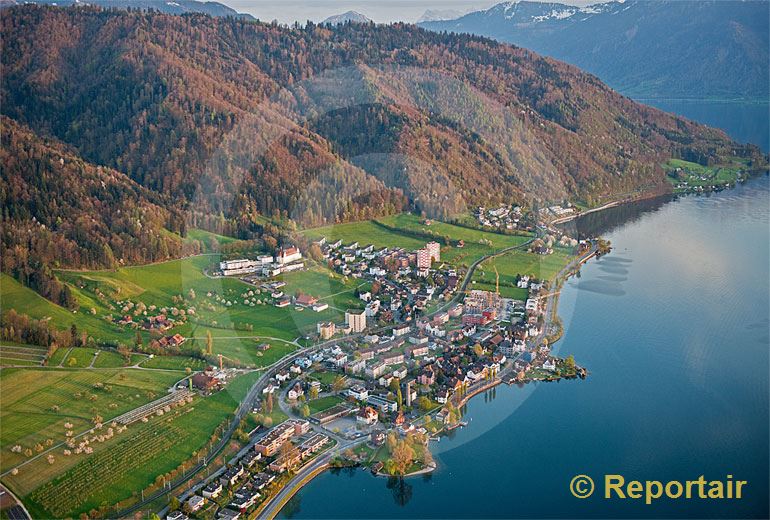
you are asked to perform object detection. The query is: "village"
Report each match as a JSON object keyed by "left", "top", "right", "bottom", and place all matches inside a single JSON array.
[
  {"left": 159, "top": 225, "right": 591, "bottom": 520},
  {"left": 0, "top": 200, "right": 597, "bottom": 520}
]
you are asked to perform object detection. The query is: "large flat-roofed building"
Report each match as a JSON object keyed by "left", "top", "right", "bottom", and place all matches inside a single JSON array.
[
  {"left": 219, "top": 259, "right": 260, "bottom": 276},
  {"left": 254, "top": 422, "right": 294, "bottom": 456},
  {"left": 345, "top": 309, "right": 367, "bottom": 333},
  {"left": 367, "top": 394, "right": 398, "bottom": 413},
  {"left": 253, "top": 419, "right": 309, "bottom": 456}
]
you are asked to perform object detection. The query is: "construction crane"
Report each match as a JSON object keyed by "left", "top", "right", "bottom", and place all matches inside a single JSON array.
[
  {"left": 217, "top": 353, "right": 237, "bottom": 370},
  {"left": 494, "top": 266, "right": 500, "bottom": 297}
]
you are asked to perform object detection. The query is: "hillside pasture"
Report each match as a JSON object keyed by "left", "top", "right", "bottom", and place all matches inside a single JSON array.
[
  {"left": 2, "top": 369, "right": 258, "bottom": 519},
  {"left": 0, "top": 343, "right": 46, "bottom": 367},
  {"left": 0, "top": 368, "right": 181, "bottom": 474},
  {"left": 377, "top": 214, "right": 531, "bottom": 265},
  {"left": 303, "top": 213, "right": 531, "bottom": 268}
]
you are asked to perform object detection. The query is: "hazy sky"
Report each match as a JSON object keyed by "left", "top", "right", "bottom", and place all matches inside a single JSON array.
[{"left": 224, "top": 0, "right": 594, "bottom": 24}]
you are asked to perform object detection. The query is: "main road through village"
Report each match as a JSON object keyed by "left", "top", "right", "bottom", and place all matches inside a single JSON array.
[
  {"left": 255, "top": 237, "right": 599, "bottom": 520},
  {"left": 120, "top": 229, "right": 600, "bottom": 519},
  {"left": 114, "top": 234, "right": 538, "bottom": 518}
]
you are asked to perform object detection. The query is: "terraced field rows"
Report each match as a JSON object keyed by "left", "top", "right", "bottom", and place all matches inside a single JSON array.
[
  {"left": 0, "top": 344, "right": 46, "bottom": 366},
  {"left": 30, "top": 424, "right": 184, "bottom": 517}
]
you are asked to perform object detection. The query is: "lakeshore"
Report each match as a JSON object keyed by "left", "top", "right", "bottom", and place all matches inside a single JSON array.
[
  {"left": 274, "top": 177, "right": 769, "bottom": 519},
  {"left": 2, "top": 172, "right": 763, "bottom": 518},
  {"left": 254, "top": 236, "right": 600, "bottom": 519}
]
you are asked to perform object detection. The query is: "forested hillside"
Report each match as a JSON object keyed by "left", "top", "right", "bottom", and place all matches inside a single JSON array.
[
  {"left": 0, "top": 117, "right": 204, "bottom": 306},
  {"left": 1, "top": 5, "right": 766, "bottom": 288}
]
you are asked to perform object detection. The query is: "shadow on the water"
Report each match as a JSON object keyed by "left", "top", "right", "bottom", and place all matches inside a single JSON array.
[
  {"left": 386, "top": 477, "right": 413, "bottom": 507},
  {"left": 571, "top": 280, "right": 627, "bottom": 297},
  {"left": 599, "top": 256, "right": 634, "bottom": 264},
  {"left": 558, "top": 194, "right": 672, "bottom": 239},
  {"left": 597, "top": 264, "right": 630, "bottom": 275},
  {"left": 281, "top": 494, "right": 302, "bottom": 519},
  {"left": 597, "top": 275, "right": 628, "bottom": 282}
]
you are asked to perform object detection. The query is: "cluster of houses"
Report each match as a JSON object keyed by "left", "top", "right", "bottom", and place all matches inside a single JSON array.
[
  {"left": 305, "top": 237, "right": 461, "bottom": 341},
  {"left": 164, "top": 239, "right": 579, "bottom": 520},
  {"left": 256, "top": 279, "right": 556, "bottom": 436},
  {"left": 115, "top": 312, "right": 179, "bottom": 332},
  {"left": 219, "top": 246, "right": 303, "bottom": 277},
  {"left": 185, "top": 366, "right": 243, "bottom": 394},
  {"left": 475, "top": 204, "right": 526, "bottom": 230},
  {"left": 317, "top": 237, "right": 443, "bottom": 280},
  {"left": 538, "top": 203, "right": 576, "bottom": 221},
  {"left": 167, "top": 419, "right": 330, "bottom": 520}
]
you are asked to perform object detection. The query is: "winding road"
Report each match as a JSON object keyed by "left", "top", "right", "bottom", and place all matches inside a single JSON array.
[{"left": 115, "top": 235, "right": 540, "bottom": 517}]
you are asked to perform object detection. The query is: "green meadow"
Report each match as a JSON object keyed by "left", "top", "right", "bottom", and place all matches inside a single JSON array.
[
  {"left": 377, "top": 214, "right": 530, "bottom": 265},
  {"left": 663, "top": 157, "right": 749, "bottom": 191},
  {"left": 303, "top": 219, "right": 426, "bottom": 251},
  {"left": 1, "top": 255, "right": 362, "bottom": 365},
  {"left": 1, "top": 273, "right": 125, "bottom": 340},
  {"left": 0, "top": 343, "right": 47, "bottom": 367},
  {"left": 306, "top": 395, "right": 345, "bottom": 415},
  {"left": 0, "top": 367, "right": 182, "bottom": 474},
  {"left": 303, "top": 213, "right": 531, "bottom": 267},
  {"left": 1, "top": 367, "right": 259, "bottom": 519},
  {"left": 472, "top": 248, "right": 575, "bottom": 298}
]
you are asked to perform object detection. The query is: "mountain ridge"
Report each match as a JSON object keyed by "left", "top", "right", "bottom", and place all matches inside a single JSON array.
[
  {"left": 322, "top": 10, "right": 372, "bottom": 25},
  {"left": 0, "top": 4, "right": 765, "bottom": 287},
  {"left": 0, "top": 0, "right": 256, "bottom": 19},
  {"left": 419, "top": 0, "right": 769, "bottom": 101}
]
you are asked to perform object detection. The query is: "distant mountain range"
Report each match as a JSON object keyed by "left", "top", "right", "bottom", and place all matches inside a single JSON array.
[
  {"left": 417, "top": 9, "right": 465, "bottom": 23},
  {"left": 419, "top": 0, "right": 769, "bottom": 101},
  {"left": 322, "top": 10, "right": 371, "bottom": 25},
  {"left": 0, "top": 0, "right": 255, "bottom": 19}
]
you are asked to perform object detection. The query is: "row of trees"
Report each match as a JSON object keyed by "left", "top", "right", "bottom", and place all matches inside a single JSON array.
[{"left": 1, "top": 309, "right": 84, "bottom": 349}]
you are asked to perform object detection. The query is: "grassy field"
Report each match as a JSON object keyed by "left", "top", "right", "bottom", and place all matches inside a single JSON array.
[
  {"left": 664, "top": 158, "right": 749, "bottom": 191},
  {"left": 90, "top": 350, "right": 130, "bottom": 368},
  {"left": 472, "top": 248, "right": 575, "bottom": 298},
  {"left": 47, "top": 347, "right": 70, "bottom": 367},
  {"left": 308, "top": 370, "right": 341, "bottom": 387},
  {"left": 306, "top": 395, "right": 345, "bottom": 415},
  {"left": 0, "top": 274, "right": 125, "bottom": 341},
  {"left": 0, "top": 368, "right": 182, "bottom": 474},
  {"left": 59, "top": 347, "right": 100, "bottom": 368},
  {"left": 0, "top": 343, "right": 47, "bottom": 367},
  {"left": 1, "top": 255, "right": 357, "bottom": 365},
  {"left": 304, "top": 214, "right": 531, "bottom": 268},
  {"left": 137, "top": 355, "right": 208, "bottom": 371},
  {"left": 184, "top": 229, "right": 240, "bottom": 248},
  {"left": 303, "top": 220, "right": 426, "bottom": 251},
  {"left": 1, "top": 369, "right": 259, "bottom": 518},
  {"left": 277, "top": 266, "right": 364, "bottom": 311},
  {"left": 378, "top": 214, "right": 530, "bottom": 265}
]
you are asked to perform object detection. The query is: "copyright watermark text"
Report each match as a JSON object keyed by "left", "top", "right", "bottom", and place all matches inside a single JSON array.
[{"left": 570, "top": 474, "right": 747, "bottom": 504}]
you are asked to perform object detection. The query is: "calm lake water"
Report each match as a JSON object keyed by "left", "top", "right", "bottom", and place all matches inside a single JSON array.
[{"left": 279, "top": 176, "right": 770, "bottom": 519}]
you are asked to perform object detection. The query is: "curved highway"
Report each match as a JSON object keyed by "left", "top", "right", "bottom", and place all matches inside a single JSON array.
[{"left": 117, "top": 233, "right": 538, "bottom": 517}]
